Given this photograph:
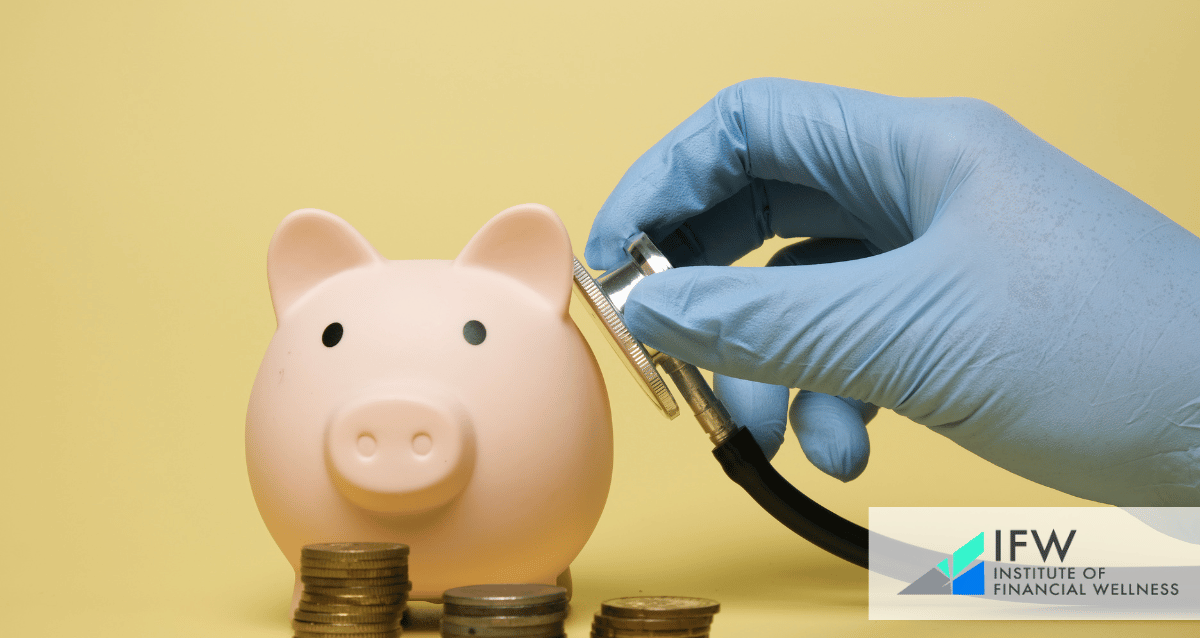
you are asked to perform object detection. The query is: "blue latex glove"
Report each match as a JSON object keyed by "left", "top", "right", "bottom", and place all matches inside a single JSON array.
[{"left": 585, "top": 78, "right": 1200, "bottom": 506}]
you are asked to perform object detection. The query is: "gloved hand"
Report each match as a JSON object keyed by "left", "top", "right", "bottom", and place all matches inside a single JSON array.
[{"left": 585, "top": 78, "right": 1200, "bottom": 506}]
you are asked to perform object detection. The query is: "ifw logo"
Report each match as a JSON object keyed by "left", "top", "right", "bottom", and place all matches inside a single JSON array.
[{"left": 899, "top": 532, "right": 985, "bottom": 595}]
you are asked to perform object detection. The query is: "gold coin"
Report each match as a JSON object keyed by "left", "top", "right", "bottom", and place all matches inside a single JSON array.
[
  {"left": 293, "top": 610, "right": 399, "bottom": 624},
  {"left": 591, "top": 634, "right": 708, "bottom": 638},
  {"left": 442, "top": 584, "right": 568, "bottom": 607},
  {"left": 591, "top": 624, "right": 709, "bottom": 638},
  {"left": 597, "top": 634, "right": 691, "bottom": 638},
  {"left": 302, "top": 597, "right": 407, "bottom": 607},
  {"left": 302, "top": 543, "right": 410, "bottom": 562},
  {"left": 302, "top": 575, "right": 410, "bottom": 588},
  {"left": 593, "top": 613, "right": 712, "bottom": 631},
  {"left": 300, "top": 554, "right": 408, "bottom": 563},
  {"left": 292, "top": 619, "right": 402, "bottom": 634},
  {"left": 298, "top": 601, "right": 399, "bottom": 615},
  {"left": 442, "top": 609, "right": 569, "bottom": 627},
  {"left": 294, "top": 632, "right": 399, "bottom": 638},
  {"left": 301, "top": 567, "right": 408, "bottom": 579},
  {"left": 302, "top": 556, "right": 407, "bottom": 568},
  {"left": 301, "top": 591, "right": 407, "bottom": 607},
  {"left": 304, "top": 582, "right": 412, "bottom": 596},
  {"left": 600, "top": 597, "right": 720, "bottom": 619}
]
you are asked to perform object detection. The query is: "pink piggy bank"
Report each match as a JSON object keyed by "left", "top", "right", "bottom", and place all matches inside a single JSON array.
[{"left": 246, "top": 204, "right": 613, "bottom": 605}]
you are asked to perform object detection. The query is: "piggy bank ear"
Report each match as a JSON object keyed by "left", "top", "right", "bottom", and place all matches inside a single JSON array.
[
  {"left": 454, "top": 204, "right": 573, "bottom": 314},
  {"left": 267, "top": 209, "right": 383, "bottom": 320}
]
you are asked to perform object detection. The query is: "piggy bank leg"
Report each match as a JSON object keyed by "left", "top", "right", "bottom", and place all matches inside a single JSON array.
[
  {"left": 556, "top": 567, "right": 573, "bottom": 602},
  {"left": 290, "top": 573, "right": 303, "bottom": 616}
]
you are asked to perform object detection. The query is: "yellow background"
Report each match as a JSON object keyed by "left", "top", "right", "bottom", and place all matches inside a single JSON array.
[{"left": 1, "top": 1, "right": 1196, "bottom": 635}]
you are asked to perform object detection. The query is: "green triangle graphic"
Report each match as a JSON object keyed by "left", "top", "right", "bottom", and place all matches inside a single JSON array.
[{"left": 951, "top": 533, "right": 985, "bottom": 578}]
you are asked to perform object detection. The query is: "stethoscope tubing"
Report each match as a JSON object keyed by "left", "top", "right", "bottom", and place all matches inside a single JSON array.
[{"left": 712, "top": 425, "right": 869, "bottom": 568}]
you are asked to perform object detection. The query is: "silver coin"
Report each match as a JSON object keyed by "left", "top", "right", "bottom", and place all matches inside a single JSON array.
[
  {"left": 443, "top": 601, "right": 567, "bottom": 617},
  {"left": 441, "top": 620, "right": 565, "bottom": 637},
  {"left": 442, "top": 609, "right": 569, "bottom": 627},
  {"left": 442, "top": 584, "right": 567, "bottom": 607}
]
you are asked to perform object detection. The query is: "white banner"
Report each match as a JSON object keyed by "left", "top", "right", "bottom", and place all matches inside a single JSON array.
[{"left": 868, "top": 507, "right": 1200, "bottom": 619}]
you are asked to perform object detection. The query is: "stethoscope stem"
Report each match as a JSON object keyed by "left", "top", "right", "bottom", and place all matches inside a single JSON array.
[{"left": 651, "top": 351, "right": 737, "bottom": 447}]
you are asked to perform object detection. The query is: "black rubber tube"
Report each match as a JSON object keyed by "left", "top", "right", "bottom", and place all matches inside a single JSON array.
[{"left": 712, "top": 426, "right": 869, "bottom": 568}]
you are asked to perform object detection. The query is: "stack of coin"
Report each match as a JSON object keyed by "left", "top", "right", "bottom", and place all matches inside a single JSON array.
[
  {"left": 592, "top": 597, "right": 720, "bottom": 638},
  {"left": 441, "top": 584, "right": 569, "bottom": 638},
  {"left": 294, "top": 542, "right": 412, "bottom": 638}
]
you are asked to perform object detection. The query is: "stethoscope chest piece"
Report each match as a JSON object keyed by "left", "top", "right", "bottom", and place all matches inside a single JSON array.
[
  {"left": 571, "top": 233, "right": 869, "bottom": 568},
  {"left": 571, "top": 234, "right": 679, "bottom": 419}
]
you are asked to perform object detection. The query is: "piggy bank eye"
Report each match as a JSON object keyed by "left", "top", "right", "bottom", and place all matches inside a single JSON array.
[
  {"left": 322, "top": 322, "right": 343, "bottom": 347},
  {"left": 463, "top": 320, "right": 486, "bottom": 345}
]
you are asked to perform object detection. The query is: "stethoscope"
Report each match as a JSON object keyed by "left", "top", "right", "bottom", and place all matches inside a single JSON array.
[
  {"left": 575, "top": 248, "right": 1200, "bottom": 584},
  {"left": 572, "top": 233, "right": 869, "bottom": 568}
]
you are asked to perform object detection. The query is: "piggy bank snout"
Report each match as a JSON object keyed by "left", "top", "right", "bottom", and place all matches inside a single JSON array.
[{"left": 326, "top": 390, "right": 475, "bottom": 514}]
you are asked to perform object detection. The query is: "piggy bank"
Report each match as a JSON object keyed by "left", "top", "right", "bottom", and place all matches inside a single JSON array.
[{"left": 245, "top": 204, "right": 613, "bottom": 605}]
